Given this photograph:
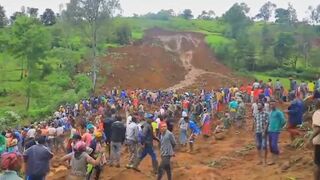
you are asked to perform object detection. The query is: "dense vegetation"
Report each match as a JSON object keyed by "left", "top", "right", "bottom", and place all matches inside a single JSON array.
[{"left": 0, "top": 1, "right": 320, "bottom": 124}]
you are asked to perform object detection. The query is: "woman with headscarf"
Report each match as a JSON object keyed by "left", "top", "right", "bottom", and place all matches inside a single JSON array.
[
  {"left": 0, "top": 152, "right": 23, "bottom": 180},
  {"left": 201, "top": 108, "right": 212, "bottom": 137},
  {"left": 60, "top": 141, "right": 102, "bottom": 180}
]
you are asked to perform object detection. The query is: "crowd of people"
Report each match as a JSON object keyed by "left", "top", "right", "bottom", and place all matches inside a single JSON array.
[{"left": 0, "top": 77, "right": 320, "bottom": 180}]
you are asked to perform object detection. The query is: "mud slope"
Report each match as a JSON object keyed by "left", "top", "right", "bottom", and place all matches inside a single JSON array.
[{"left": 87, "top": 28, "right": 247, "bottom": 92}]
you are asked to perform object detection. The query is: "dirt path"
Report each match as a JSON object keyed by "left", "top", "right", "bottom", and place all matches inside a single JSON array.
[{"left": 154, "top": 34, "right": 234, "bottom": 91}]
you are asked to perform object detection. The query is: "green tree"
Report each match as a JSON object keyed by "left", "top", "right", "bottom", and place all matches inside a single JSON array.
[
  {"left": 275, "top": 4, "right": 297, "bottom": 25},
  {"left": 255, "top": 1, "right": 276, "bottom": 22},
  {"left": 275, "top": 8, "right": 290, "bottom": 24},
  {"left": 197, "top": 10, "right": 215, "bottom": 20},
  {"left": 156, "top": 9, "right": 175, "bottom": 20},
  {"left": 308, "top": 5, "right": 320, "bottom": 25},
  {"left": 261, "top": 25, "right": 274, "bottom": 54},
  {"left": 40, "top": 8, "right": 57, "bottom": 26},
  {"left": 222, "top": 3, "right": 251, "bottom": 38},
  {"left": 234, "top": 33, "right": 256, "bottom": 70},
  {"left": 48, "top": 47, "right": 81, "bottom": 76},
  {"left": 9, "top": 16, "right": 51, "bottom": 110},
  {"left": 287, "top": 3, "right": 298, "bottom": 24},
  {"left": 116, "top": 24, "right": 131, "bottom": 45},
  {"left": 273, "top": 32, "right": 295, "bottom": 66},
  {"left": 63, "top": 0, "right": 121, "bottom": 93},
  {"left": 180, "top": 9, "right": 193, "bottom": 20},
  {"left": 10, "top": 11, "right": 25, "bottom": 23},
  {"left": 0, "top": 4, "right": 7, "bottom": 27},
  {"left": 27, "top": 7, "right": 39, "bottom": 18}
]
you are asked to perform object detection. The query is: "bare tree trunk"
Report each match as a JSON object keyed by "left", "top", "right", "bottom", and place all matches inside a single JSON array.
[
  {"left": 20, "top": 59, "right": 24, "bottom": 80},
  {"left": 91, "top": 22, "right": 98, "bottom": 94},
  {"left": 26, "top": 80, "right": 31, "bottom": 111},
  {"left": 26, "top": 60, "right": 31, "bottom": 111}
]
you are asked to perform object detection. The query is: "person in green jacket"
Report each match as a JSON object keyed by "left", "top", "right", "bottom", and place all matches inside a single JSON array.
[
  {"left": 0, "top": 131, "right": 7, "bottom": 155},
  {"left": 268, "top": 103, "right": 286, "bottom": 165}
]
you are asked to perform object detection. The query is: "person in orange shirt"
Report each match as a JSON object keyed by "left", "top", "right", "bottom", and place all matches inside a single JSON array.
[
  {"left": 253, "top": 88, "right": 260, "bottom": 101},
  {"left": 41, "top": 125, "right": 49, "bottom": 137},
  {"left": 240, "top": 84, "right": 246, "bottom": 93}
]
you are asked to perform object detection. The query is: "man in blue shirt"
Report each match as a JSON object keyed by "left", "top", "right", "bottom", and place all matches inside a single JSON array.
[
  {"left": 287, "top": 97, "right": 304, "bottom": 142},
  {"left": 268, "top": 103, "right": 286, "bottom": 165},
  {"left": 23, "top": 136, "right": 53, "bottom": 180}
]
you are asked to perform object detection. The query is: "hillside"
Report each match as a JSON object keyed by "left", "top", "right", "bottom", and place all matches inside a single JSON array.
[
  {"left": 79, "top": 28, "right": 246, "bottom": 92},
  {"left": 1, "top": 15, "right": 320, "bottom": 121}
]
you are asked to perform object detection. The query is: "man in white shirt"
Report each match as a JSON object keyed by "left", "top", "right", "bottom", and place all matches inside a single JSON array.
[
  {"left": 310, "top": 101, "right": 320, "bottom": 180},
  {"left": 126, "top": 114, "right": 132, "bottom": 127},
  {"left": 47, "top": 124, "right": 57, "bottom": 151},
  {"left": 27, "top": 126, "right": 36, "bottom": 139},
  {"left": 125, "top": 116, "right": 139, "bottom": 168},
  {"left": 55, "top": 125, "right": 65, "bottom": 153},
  {"left": 253, "top": 80, "right": 260, "bottom": 90}
]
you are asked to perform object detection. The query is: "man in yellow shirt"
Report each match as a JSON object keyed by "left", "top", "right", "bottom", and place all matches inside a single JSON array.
[{"left": 308, "top": 80, "right": 315, "bottom": 95}]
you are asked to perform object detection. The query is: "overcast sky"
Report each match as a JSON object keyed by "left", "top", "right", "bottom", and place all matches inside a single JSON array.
[{"left": 0, "top": 0, "right": 318, "bottom": 20}]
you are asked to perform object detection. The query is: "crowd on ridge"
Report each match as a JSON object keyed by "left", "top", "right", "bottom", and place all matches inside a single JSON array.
[{"left": 0, "top": 77, "right": 320, "bottom": 180}]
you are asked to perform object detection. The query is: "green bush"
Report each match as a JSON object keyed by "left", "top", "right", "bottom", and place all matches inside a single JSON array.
[
  {"left": 74, "top": 74, "right": 93, "bottom": 93},
  {"left": 266, "top": 68, "right": 319, "bottom": 80},
  {"left": 28, "top": 106, "right": 52, "bottom": 119},
  {"left": 45, "top": 72, "right": 72, "bottom": 90}
]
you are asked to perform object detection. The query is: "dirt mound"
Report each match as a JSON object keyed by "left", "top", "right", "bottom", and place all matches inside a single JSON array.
[{"left": 81, "top": 28, "right": 248, "bottom": 93}]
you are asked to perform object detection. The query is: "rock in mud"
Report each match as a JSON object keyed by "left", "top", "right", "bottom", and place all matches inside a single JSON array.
[
  {"left": 281, "top": 161, "right": 291, "bottom": 171},
  {"left": 214, "top": 133, "right": 226, "bottom": 140}
]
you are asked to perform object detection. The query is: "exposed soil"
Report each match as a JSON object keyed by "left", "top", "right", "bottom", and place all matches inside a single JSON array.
[{"left": 79, "top": 28, "right": 247, "bottom": 93}]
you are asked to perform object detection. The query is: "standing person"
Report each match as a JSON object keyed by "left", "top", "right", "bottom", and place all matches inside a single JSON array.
[
  {"left": 110, "top": 116, "right": 126, "bottom": 167},
  {"left": 125, "top": 116, "right": 139, "bottom": 168},
  {"left": 178, "top": 116, "right": 189, "bottom": 149},
  {"left": 82, "top": 124, "right": 95, "bottom": 147},
  {"left": 0, "top": 131, "right": 6, "bottom": 155},
  {"left": 60, "top": 141, "right": 102, "bottom": 180},
  {"left": 157, "top": 123, "right": 176, "bottom": 180},
  {"left": 236, "top": 99, "right": 246, "bottom": 129},
  {"left": 0, "top": 152, "right": 23, "bottom": 180},
  {"left": 253, "top": 103, "right": 269, "bottom": 165},
  {"left": 188, "top": 116, "right": 201, "bottom": 153},
  {"left": 268, "top": 103, "right": 286, "bottom": 165},
  {"left": 56, "top": 124, "right": 66, "bottom": 153},
  {"left": 201, "top": 108, "right": 211, "bottom": 137},
  {"left": 47, "top": 123, "right": 56, "bottom": 151},
  {"left": 103, "top": 112, "right": 116, "bottom": 159},
  {"left": 128, "top": 117, "right": 159, "bottom": 174},
  {"left": 228, "top": 98, "right": 238, "bottom": 123},
  {"left": 6, "top": 132, "right": 18, "bottom": 153},
  {"left": 308, "top": 80, "right": 315, "bottom": 96},
  {"left": 274, "top": 79, "right": 282, "bottom": 101},
  {"left": 87, "top": 131, "right": 105, "bottom": 180},
  {"left": 287, "top": 97, "right": 304, "bottom": 142},
  {"left": 309, "top": 100, "right": 320, "bottom": 180},
  {"left": 23, "top": 136, "right": 53, "bottom": 180}
]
